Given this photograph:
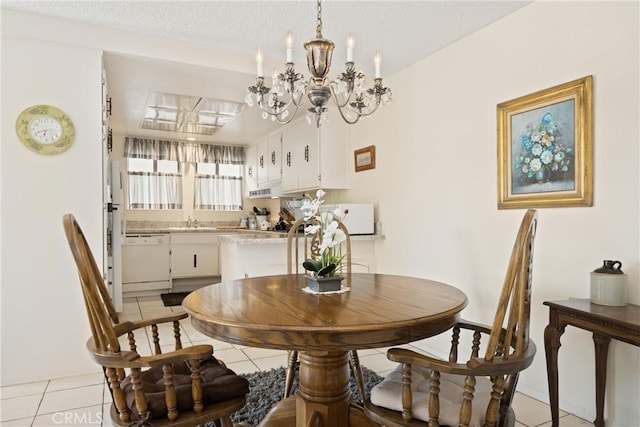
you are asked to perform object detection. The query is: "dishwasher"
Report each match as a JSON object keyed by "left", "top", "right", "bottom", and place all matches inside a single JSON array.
[{"left": 121, "top": 234, "right": 171, "bottom": 295}]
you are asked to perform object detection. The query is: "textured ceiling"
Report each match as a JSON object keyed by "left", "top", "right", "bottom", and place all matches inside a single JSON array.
[{"left": 2, "top": 1, "right": 531, "bottom": 142}]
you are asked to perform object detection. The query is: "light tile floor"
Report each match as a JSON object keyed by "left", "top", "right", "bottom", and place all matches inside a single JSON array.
[{"left": 1, "top": 296, "right": 590, "bottom": 426}]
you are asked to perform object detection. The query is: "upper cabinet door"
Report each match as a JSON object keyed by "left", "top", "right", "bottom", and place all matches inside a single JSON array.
[
  {"left": 267, "top": 133, "right": 282, "bottom": 182},
  {"left": 317, "top": 112, "right": 349, "bottom": 190},
  {"left": 257, "top": 133, "right": 282, "bottom": 184},
  {"left": 244, "top": 144, "right": 258, "bottom": 196},
  {"left": 256, "top": 138, "right": 269, "bottom": 184},
  {"left": 297, "top": 124, "right": 319, "bottom": 190},
  {"left": 281, "top": 123, "right": 299, "bottom": 192}
]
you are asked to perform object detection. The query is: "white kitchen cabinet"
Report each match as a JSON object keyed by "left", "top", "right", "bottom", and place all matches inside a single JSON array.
[
  {"left": 257, "top": 133, "right": 282, "bottom": 184},
  {"left": 281, "top": 112, "right": 349, "bottom": 193},
  {"left": 282, "top": 119, "right": 317, "bottom": 191},
  {"left": 244, "top": 144, "right": 258, "bottom": 196},
  {"left": 220, "top": 241, "right": 288, "bottom": 281},
  {"left": 220, "top": 236, "right": 377, "bottom": 282},
  {"left": 170, "top": 233, "right": 219, "bottom": 278}
]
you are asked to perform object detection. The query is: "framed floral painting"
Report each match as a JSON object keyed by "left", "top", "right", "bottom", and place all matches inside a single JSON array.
[{"left": 497, "top": 76, "right": 593, "bottom": 209}]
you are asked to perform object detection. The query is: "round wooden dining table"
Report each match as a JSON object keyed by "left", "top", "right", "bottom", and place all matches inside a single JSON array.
[{"left": 183, "top": 273, "right": 468, "bottom": 427}]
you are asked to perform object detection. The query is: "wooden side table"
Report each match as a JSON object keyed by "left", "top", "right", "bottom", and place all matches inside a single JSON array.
[{"left": 543, "top": 299, "right": 640, "bottom": 427}]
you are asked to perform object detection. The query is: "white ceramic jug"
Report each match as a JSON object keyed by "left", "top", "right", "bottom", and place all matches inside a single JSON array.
[{"left": 590, "top": 260, "right": 627, "bottom": 306}]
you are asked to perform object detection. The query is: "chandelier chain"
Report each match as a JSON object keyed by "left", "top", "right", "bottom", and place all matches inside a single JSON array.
[{"left": 316, "top": 0, "right": 322, "bottom": 37}]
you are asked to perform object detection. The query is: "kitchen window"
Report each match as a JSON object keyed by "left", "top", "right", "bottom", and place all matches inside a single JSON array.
[
  {"left": 127, "top": 158, "right": 183, "bottom": 209},
  {"left": 194, "top": 162, "right": 243, "bottom": 211},
  {"left": 123, "top": 137, "right": 244, "bottom": 211}
]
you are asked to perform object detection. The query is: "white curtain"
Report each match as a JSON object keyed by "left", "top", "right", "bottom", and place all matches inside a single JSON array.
[
  {"left": 195, "top": 175, "right": 242, "bottom": 211},
  {"left": 124, "top": 136, "right": 245, "bottom": 210},
  {"left": 124, "top": 137, "right": 183, "bottom": 161},
  {"left": 184, "top": 143, "right": 245, "bottom": 164},
  {"left": 128, "top": 172, "right": 183, "bottom": 209}
]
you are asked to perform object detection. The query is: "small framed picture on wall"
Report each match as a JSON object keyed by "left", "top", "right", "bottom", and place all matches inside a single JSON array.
[{"left": 354, "top": 145, "right": 376, "bottom": 172}]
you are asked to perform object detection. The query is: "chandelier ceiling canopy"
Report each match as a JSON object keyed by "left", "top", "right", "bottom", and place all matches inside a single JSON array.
[{"left": 246, "top": 0, "right": 392, "bottom": 127}]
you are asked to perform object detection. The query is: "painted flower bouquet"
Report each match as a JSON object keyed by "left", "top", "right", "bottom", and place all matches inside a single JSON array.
[
  {"left": 300, "top": 189, "right": 348, "bottom": 278},
  {"left": 514, "top": 112, "right": 573, "bottom": 184}
]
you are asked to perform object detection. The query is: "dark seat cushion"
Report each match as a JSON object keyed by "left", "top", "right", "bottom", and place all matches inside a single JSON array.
[{"left": 120, "top": 356, "right": 249, "bottom": 420}]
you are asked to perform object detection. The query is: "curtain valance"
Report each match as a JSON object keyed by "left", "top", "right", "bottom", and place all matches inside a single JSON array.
[
  {"left": 124, "top": 137, "right": 245, "bottom": 165},
  {"left": 124, "top": 137, "right": 183, "bottom": 161},
  {"left": 185, "top": 144, "right": 245, "bottom": 165}
]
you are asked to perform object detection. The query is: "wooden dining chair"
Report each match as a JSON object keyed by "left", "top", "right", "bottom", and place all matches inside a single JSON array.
[
  {"left": 284, "top": 217, "right": 366, "bottom": 402},
  {"left": 364, "top": 209, "right": 538, "bottom": 427},
  {"left": 63, "top": 214, "right": 249, "bottom": 427}
]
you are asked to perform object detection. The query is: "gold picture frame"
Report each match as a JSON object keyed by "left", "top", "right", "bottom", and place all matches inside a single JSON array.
[
  {"left": 497, "top": 76, "right": 593, "bottom": 209},
  {"left": 354, "top": 145, "right": 376, "bottom": 172}
]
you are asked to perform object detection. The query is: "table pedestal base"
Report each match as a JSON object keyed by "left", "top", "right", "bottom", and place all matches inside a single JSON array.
[
  {"left": 259, "top": 351, "right": 378, "bottom": 427},
  {"left": 259, "top": 399, "right": 378, "bottom": 427},
  {"left": 297, "top": 351, "right": 350, "bottom": 426}
]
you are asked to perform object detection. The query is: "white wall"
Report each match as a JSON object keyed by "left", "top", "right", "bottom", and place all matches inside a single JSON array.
[
  {"left": 0, "top": 9, "right": 271, "bottom": 386},
  {"left": 345, "top": 2, "right": 639, "bottom": 425},
  {"left": 1, "top": 37, "right": 104, "bottom": 384}
]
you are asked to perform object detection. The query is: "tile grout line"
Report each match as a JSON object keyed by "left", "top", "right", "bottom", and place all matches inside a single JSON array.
[{"left": 29, "top": 379, "right": 50, "bottom": 425}]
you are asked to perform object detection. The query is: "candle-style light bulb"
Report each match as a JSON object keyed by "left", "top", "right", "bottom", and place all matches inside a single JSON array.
[
  {"left": 347, "top": 35, "right": 355, "bottom": 62},
  {"left": 256, "top": 48, "right": 264, "bottom": 77},
  {"left": 286, "top": 30, "right": 293, "bottom": 63},
  {"left": 374, "top": 50, "right": 382, "bottom": 78}
]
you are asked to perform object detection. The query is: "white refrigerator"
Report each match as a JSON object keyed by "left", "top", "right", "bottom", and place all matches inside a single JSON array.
[{"left": 107, "top": 160, "right": 124, "bottom": 312}]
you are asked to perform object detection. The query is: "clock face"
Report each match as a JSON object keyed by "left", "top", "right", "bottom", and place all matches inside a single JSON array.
[
  {"left": 15, "top": 105, "right": 74, "bottom": 155},
  {"left": 29, "top": 116, "right": 63, "bottom": 144}
]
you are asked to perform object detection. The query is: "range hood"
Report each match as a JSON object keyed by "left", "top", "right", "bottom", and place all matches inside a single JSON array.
[{"left": 249, "top": 182, "right": 283, "bottom": 199}]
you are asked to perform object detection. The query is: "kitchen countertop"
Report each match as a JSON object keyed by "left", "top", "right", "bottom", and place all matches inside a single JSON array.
[
  {"left": 218, "top": 232, "right": 382, "bottom": 244},
  {"left": 125, "top": 227, "right": 383, "bottom": 244},
  {"left": 125, "top": 226, "right": 248, "bottom": 235}
]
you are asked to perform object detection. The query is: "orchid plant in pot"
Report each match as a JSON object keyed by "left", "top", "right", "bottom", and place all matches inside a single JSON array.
[{"left": 300, "top": 190, "right": 349, "bottom": 291}]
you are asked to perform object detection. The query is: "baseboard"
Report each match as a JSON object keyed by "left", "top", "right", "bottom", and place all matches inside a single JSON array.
[
  {"left": 514, "top": 383, "right": 595, "bottom": 420},
  {"left": 516, "top": 383, "right": 629, "bottom": 427}
]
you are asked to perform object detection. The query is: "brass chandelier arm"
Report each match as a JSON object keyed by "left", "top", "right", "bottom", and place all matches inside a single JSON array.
[
  {"left": 329, "top": 62, "right": 358, "bottom": 110},
  {"left": 258, "top": 99, "right": 300, "bottom": 125},
  {"left": 328, "top": 84, "right": 361, "bottom": 125}
]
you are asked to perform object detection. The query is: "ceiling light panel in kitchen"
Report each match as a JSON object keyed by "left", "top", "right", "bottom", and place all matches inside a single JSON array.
[{"left": 141, "top": 92, "right": 245, "bottom": 136}]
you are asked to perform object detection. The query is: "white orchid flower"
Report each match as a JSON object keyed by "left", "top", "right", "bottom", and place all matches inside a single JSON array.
[
  {"left": 325, "top": 220, "right": 339, "bottom": 234},
  {"left": 305, "top": 224, "right": 321, "bottom": 235},
  {"left": 333, "top": 228, "right": 347, "bottom": 244},
  {"left": 300, "top": 189, "right": 349, "bottom": 276},
  {"left": 320, "top": 211, "right": 333, "bottom": 223}
]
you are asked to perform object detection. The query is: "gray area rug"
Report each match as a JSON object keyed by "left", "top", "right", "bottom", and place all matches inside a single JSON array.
[{"left": 215, "top": 365, "right": 383, "bottom": 426}]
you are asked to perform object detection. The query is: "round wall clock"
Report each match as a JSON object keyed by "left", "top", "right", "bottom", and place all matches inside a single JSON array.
[{"left": 15, "top": 105, "right": 75, "bottom": 155}]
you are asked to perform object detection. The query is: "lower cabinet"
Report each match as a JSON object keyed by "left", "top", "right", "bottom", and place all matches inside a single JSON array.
[
  {"left": 220, "top": 241, "right": 288, "bottom": 281},
  {"left": 220, "top": 237, "right": 377, "bottom": 282},
  {"left": 121, "top": 232, "right": 377, "bottom": 297},
  {"left": 170, "top": 233, "right": 220, "bottom": 279}
]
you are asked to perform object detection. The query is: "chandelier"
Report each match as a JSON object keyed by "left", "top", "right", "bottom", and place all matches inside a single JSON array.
[{"left": 245, "top": 0, "right": 392, "bottom": 127}]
